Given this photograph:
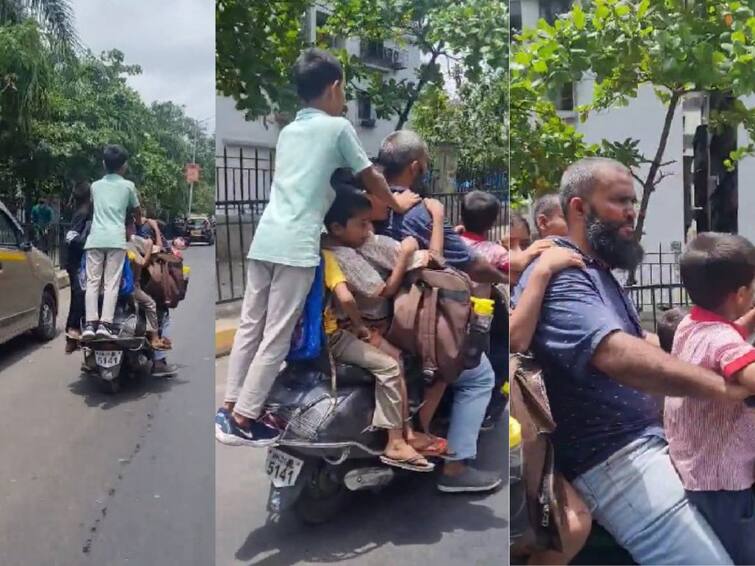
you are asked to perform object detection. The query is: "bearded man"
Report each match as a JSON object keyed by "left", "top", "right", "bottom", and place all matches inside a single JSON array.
[{"left": 512, "top": 157, "right": 749, "bottom": 565}]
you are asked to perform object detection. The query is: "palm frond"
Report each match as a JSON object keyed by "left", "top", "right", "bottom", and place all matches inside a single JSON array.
[{"left": 23, "top": 0, "right": 81, "bottom": 54}]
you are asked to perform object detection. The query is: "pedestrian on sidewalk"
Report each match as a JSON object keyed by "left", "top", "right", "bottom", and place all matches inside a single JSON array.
[
  {"left": 81, "top": 145, "right": 142, "bottom": 341},
  {"left": 215, "top": 47, "right": 418, "bottom": 446}
]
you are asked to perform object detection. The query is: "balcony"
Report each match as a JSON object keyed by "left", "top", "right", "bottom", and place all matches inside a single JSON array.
[{"left": 359, "top": 40, "right": 408, "bottom": 71}]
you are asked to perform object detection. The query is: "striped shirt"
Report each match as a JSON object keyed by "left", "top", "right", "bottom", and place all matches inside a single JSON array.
[{"left": 664, "top": 306, "right": 755, "bottom": 491}]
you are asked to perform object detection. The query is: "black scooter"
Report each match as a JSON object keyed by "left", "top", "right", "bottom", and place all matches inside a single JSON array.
[
  {"left": 79, "top": 297, "right": 154, "bottom": 394},
  {"left": 263, "top": 287, "right": 509, "bottom": 525},
  {"left": 263, "top": 359, "right": 430, "bottom": 525}
]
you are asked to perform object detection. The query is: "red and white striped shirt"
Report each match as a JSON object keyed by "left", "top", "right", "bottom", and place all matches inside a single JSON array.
[{"left": 665, "top": 307, "right": 755, "bottom": 491}]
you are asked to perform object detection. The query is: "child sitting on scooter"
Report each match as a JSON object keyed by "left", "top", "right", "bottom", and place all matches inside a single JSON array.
[
  {"left": 326, "top": 170, "right": 448, "bottom": 458},
  {"left": 127, "top": 235, "right": 171, "bottom": 351},
  {"left": 322, "top": 187, "right": 435, "bottom": 472}
]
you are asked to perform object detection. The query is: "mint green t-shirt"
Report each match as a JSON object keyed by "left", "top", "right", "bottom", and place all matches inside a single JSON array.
[
  {"left": 84, "top": 174, "right": 140, "bottom": 250},
  {"left": 248, "top": 108, "right": 372, "bottom": 267}
]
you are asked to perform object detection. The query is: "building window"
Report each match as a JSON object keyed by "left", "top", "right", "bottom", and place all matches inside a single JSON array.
[
  {"left": 358, "top": 94, "right": 375, "bottom": 128},
  {"left": 315, "top": 11, "right": 342, "bottom": 49},
  {"left": 510, "top": 0, "right": 522, "bottom": 33},
  {"left": 554, "top": 83, "right": 574, "bottom": 111},
  {"left": 540, "top": 0, "right": 573, "bottom": 25}
]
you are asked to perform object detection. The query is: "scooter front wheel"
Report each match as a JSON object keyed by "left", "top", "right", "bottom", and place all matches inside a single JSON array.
[{"left": 294, "top": 462, "right": 349, "bottom": 525}]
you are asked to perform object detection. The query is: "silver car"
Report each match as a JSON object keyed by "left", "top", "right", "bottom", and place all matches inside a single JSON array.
[{"left": 0, "top": 201, "right": 59, "bottom": 345}]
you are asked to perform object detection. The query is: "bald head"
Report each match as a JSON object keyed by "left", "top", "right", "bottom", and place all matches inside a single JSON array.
[
  {"left": 559, "top": 157, "right": 629, "bottom": 219},
  {"left": 378, "top": 130, "right": 429, "bottom": 181}
]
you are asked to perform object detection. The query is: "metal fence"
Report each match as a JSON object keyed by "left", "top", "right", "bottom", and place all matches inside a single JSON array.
[
  {"left": 16, "top": 222, "right": 69, "bottom": 269},
  {"left": 215, "top": 146, "right": 509, "bottom": 303},
  {"left": 623, "top": 244, "right": 690, "bottom": 332}
]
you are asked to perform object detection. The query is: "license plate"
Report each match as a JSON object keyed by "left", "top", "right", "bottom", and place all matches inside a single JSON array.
[
  {"left": 95, "top": 350, "right": 123, "bottom": 368},
  {"left": 191, "top": 230, "right": 202, "bottom": 236},
  {"left": 265, "top": 448, "right": 303, "bottom": 488}
]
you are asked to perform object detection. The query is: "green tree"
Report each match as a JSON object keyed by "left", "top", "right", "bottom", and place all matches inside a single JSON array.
[
  {"left": 216, "top": 0, "right": 309, "bottom": 121},
  {"left": 0, "top": 0, "right": 79, "bottom": 55},
  {"left": 513, "top": 0, "right": 755, "bottom": 239},
  {"left": 411, "top": 69, "right": 507, "bottom": 185},
  {"left": 216, "top": 0, "right": 507, "bottom": 130}
]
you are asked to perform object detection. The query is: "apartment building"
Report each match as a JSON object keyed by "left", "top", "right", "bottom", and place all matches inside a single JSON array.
[{"left": 512, "top": 0, "right": 755, "bottom": 250}]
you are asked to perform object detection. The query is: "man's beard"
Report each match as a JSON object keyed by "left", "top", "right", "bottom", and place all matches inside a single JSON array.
[{"left": 585, "top": 211, "right": 644, "bottom": 271}]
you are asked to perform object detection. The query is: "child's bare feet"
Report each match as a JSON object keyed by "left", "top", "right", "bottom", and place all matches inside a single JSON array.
[{"left": 380, "top": 435, "right": 434, "bottom": 472}]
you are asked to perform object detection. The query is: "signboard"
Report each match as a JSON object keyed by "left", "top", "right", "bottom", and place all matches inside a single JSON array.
[{"left": 185, "top": 163, "right": 201, "bottom": 184}]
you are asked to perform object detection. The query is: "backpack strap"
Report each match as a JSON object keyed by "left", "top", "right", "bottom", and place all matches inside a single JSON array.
[
  {"left": 419, "top": 286, "right": 439, "bottom": 374},
  {"left": 393, "top": 282, "right": 423, "bottom": 347}
]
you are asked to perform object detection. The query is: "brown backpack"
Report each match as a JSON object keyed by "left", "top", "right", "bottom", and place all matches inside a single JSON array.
[
  {"left": 143, "top": 252, "right": 187, "bottom": 309},
  {"left": 509, "top": 353, "right": 567, "bottom": 558},
  {"left": 386, "top": 266, "right": 474, "bottom": 383}
]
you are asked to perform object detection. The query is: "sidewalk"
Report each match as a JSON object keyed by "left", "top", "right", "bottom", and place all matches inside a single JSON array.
[
  {"left": 56, "top": 269, "right": 69, "bottom": 290},
  {"left": 215, "top": 300, "right": 241, "bottom": 357}
]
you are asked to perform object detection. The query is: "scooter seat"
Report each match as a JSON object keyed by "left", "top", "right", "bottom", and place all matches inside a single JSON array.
[{"left": 332, "top": 363, "right": 375, "bottom": 387}]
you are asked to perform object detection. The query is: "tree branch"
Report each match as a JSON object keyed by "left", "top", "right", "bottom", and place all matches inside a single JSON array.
[
  {"left": 634, "top": 90, "right": 681, "bottom": 243},
  {"left": 395, "top": 43, "right": 443, "bottom": 130}
]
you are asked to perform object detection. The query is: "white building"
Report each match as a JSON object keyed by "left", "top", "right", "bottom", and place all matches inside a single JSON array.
[
  {"left": 513, "top": 0, "right": 755, "bottom": 251},
  {"left": 216, "top": 4, "right": 423, "bottom": 205}
]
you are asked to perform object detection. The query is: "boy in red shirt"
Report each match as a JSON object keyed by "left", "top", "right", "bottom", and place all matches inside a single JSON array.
[{"left": 666, "top": 232, "right": 755, "bottom": 564}]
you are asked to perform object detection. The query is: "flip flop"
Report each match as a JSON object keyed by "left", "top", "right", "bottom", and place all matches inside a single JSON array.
[
  {"left": 380, "top": 454, "right": 435, "bottom": 473},
  {"left": 410, "top": 434, "right": 448, "bottom": 457}
]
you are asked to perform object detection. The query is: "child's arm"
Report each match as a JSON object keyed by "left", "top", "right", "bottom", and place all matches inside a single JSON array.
[
  {"left": 359, "top": 166, "right": 420, "bottom": 213},
  {"left": 423, "top": 198, "right": 445, "bottom": 257},
  {"left": 147, "top": 219, "right": 164, "bottom": 248},
  {"left": 732, "top": 364, "right": 755, "bottom": 395},
  {"left": 333, "top": 282, "right": 370, "bottom": 340},
  {"left": 736, "top": 305, "right": 755, "bottom": 336},
  {"left": 510, "top": 247, "right": 585, "bottom": 353},
  {"left": 380, "top": 237, "right": 418, "bottom": 298}
]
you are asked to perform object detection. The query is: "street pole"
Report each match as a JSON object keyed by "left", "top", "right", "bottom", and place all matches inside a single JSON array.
[{"left": 188, "top": 122, "right": 199, "bottom": 216}]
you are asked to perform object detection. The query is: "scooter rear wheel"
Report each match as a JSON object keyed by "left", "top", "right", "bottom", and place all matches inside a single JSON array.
[
  {"left": 99, "top": 377, "right": 121, "bottom": 395},
  {"left": 294, "top": 463, "right": 349, "bottom": 525}
]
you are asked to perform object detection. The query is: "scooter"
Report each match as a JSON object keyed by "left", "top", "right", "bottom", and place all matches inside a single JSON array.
[
  {"left": 263, "top": 359, "right": 432, "bottom": 525},
  {"left": 263, "top": 287, "right": 509, "bottom": 525},
  {"left": 79, "top": 297, "right": 154, "bottom": 394}
]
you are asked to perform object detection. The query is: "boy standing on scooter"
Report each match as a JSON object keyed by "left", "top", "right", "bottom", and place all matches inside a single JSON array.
[
  {"left": 82, "top": 145, "right": 141, "bottom": 340},
  {"left": 215, "top": 48, "right": 417, "bottom": 446}
]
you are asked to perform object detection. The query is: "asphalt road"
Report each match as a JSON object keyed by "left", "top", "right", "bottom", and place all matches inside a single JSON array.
[
  {"left": 215, "top": 356, "right": 510, "bottom": 566},
  {"left": 0, "top": 245, "right": 215, "bottom": 566}
]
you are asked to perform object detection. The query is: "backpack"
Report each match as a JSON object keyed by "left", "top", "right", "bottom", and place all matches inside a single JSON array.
[
  {"left": 509, "top": 353, "right": 567, "bottom": 558},
  {"left": 142, "top": 252, "right": 187, "bottom": 308},
  {"left": 386, "top": 265, "right": 477, "bottom": 383},
  {"left": 78, "top": 254, "right": 134, "bottom": 297},
  {"left": 287, "top": 257, "right": 325, "bottom": 362}
]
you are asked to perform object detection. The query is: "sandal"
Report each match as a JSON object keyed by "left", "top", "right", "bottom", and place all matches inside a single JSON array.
[
  {"left": 410, "top": 433, "right": 448, "bottom": 457},
  {"left": 380, "top": 454, "right": 435, "bottom": 473}
]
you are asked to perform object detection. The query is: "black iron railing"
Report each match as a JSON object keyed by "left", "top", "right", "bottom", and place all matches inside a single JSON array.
[
  {"left": 215, "top": 146, "right": 509, "bottom": 303},
  {"left": 623, "top": 244, "right": 690, "bottom": 332}
]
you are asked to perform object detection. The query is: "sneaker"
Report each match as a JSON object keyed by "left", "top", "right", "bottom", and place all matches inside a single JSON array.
[
  {"left": 261, "top": 412, "right": 288, "bottom": 431},
  {"left": 214, "top": 407, "right": 230, "bottom": 438},
  {"left": 480, "top": 414, "right": 496, "bottom": 432},
  {"left": 215, "top": 412, "right": 280, "bottom": 447},
  {"left": 96, "top": 323, "right": 118, "bottom": 339},
  {"left": 81, "top": 323, "right": 97, "bottom": 341},
  {"left": 151, "top": 359, "right": 178, "bottom": 377},
  {"left": 437, "top": 466, "right": 502, "bottom": 494}
]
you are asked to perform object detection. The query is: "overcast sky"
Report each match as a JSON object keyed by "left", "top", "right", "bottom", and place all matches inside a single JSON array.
[{"left": 70, "top": 0, "right": 215, "bottom": 131}]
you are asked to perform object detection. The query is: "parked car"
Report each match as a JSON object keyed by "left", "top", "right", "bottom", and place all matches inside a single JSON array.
[
  {"left": 184, "top": 214, "right": 214, "bottom": 245},
  {"left": 0, "top": 200, "right": 59, "bottom": 345}
]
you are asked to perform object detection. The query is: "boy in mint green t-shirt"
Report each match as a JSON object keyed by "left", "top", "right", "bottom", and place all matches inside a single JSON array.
[
  {"left": 81, "top": 145, "right": 142, "bottom": 340},
  {"left": 215, "top": 48, "right": 420, "bottom": 447}
]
